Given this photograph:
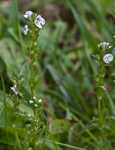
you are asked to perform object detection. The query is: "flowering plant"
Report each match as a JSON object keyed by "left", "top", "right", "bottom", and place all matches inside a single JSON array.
[
  {"left": 93, "top": 35, "right": 115, "bottom": 130},
  {"left": 10, "top": 11, "right": 47, "bottom": 149}
]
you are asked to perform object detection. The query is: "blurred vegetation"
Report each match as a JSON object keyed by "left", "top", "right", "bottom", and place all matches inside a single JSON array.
[{"left": 0, "top": 0, "right": 115, "bottom": 150}]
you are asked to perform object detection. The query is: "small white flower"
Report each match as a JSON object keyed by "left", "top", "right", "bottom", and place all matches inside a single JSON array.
[
  {"left": 11, "top": 85, "right": 18, "bottom": 95},
  {"left": 24, "top": 25, "right": 29, "bottom": 35},
  {"left": 103, "top": 53, "right": 114, "bottom": 64},
  {"left": 27, "top": 114, "right": 32, "bottom": 117},
  {"left": 34, "top": 104, "right": 38, "bottom": 107},
  {"left": 38, "top": 98, "right": 42, "bottom": 103},
  {"left": 113, "top": 35, "right": 115, "bottom": 39},
  {"left": 29, "top": 100, "right": 34, "bottom": 104},
  {"left": 108, "top": 46, "right": 112, "bottom": 49},
  {"left": 106, "top": 42, "right": 109, "bottom": 46},
  {"left": 24, "top": 11, "right": 33, "bottom": 18},
  {"left": 34, "top": 15, "right": 45, "bottom": 29},
  {"left": 33, "top": 96, "right": 36, "bottom": 99}
]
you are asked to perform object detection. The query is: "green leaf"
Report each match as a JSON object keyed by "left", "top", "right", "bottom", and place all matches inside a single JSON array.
[
  {"left": 0, "top": 13, "right": 7, "bottom": 37},
  {"left": 18, "top": 104, "right": 34, "bottom": 117},
  {"left": 8, "top": 0, "right": 18, "bottom": 27},
  {"left": 98, "top": 0, "right": 115, "bottom": 14},
  {"left": 0, "top": 57, "right": 6, "bottom": 74}
]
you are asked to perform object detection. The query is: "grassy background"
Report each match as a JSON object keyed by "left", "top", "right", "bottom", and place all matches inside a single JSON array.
[{"left": 0, "top": 0, "right": 115, "bottom": 149}]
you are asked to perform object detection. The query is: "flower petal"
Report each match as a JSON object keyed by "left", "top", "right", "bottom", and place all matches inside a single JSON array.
[{"left": 24, "top": 11, "right": 33, "bottom": 18}]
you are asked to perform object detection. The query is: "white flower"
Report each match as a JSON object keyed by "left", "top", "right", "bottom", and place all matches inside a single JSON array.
[
  {"left": 33, "top": 96, "right": 36, "bottom": 99},
  {"left": 34, "top": 15, "right": 45, "bottom": 29},
  {"left": 108, "top": 46, "right": 112, "bottom": 49},
  {"left": 29, "top": 100, "right": 34, "bottom": 104},
  {"left": 113, "top": 35, "right": 115, "bottom": 39},
  {"left": 11, "top": 85, "right": 18, "bottom": 95},
  {"left": 103, "top": 53, "right": 114, "bottom": 64},
  {"left": 38, "top": 98, "right": 42, "bottom": 103},
  {"left": 27, "top": 114, "right": 32, "bottom": 117},
  {"left": 24, "top": 25, "right": 29, "bottom": 35},
  {"left": 24, "top": 11, "right": 33, "bottom": 18},
  {"left": 34, "top": 104, "right": 38, "bottom": 107}
]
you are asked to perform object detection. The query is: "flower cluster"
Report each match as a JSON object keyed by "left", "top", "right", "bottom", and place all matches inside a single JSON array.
[
  {"left": 98, "top": 40, "right": 114, "bottom": 64},
  {"left": 24, "top": 10, "right": 45, "bottom": 35},
  {"left": 29, "top": 96, "right": 42, "bottom": 108},
  {"left": 98, "top": 41, "right": 112, "bottom": 50}
]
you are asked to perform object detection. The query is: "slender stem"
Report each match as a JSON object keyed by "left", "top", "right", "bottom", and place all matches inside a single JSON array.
[{"left": 15, "top": 131, "right": 23, "bottom": 150}]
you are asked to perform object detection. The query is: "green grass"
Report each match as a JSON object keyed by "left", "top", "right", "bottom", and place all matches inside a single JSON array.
[{"left": 0, "top": 0, "right": 115, "bottom": 149}]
